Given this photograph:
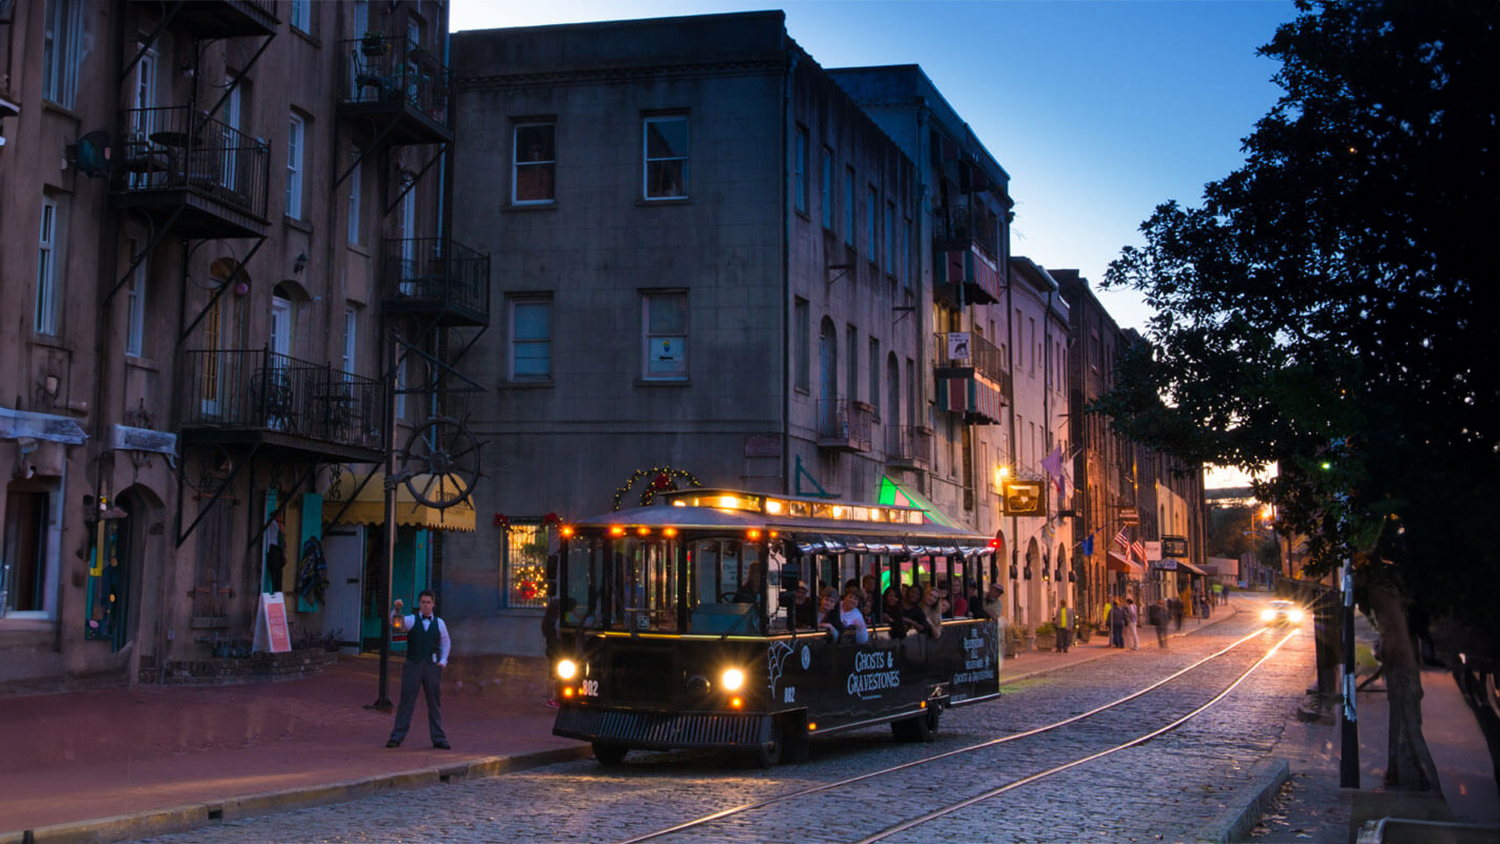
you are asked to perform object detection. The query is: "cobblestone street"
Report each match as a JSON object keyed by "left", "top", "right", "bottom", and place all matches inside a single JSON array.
[{"left": 133, "top": 611, "right": 1316, "bottom": 844}]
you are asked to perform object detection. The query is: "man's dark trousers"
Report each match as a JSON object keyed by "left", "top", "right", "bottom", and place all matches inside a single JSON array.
[{"left": 389, "top": 619, "right": 445, "bottom": 745}]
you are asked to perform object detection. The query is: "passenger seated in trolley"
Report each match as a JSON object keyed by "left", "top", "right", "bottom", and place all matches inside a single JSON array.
[
  {"left": 822, "top": 585, "right": 869, "bottom": 644},
  {"left": 901, "top": 584, "right": 938, "bottom": 637},
  {"left": 881, "top": 586, "right": 909, "bottom": 639}
]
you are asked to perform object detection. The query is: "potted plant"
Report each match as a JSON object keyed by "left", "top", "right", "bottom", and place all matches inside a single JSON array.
[
  {"left": 361, "top": 31, "right": 389, "bottom": 56},
  {"left": 1035, "top": 621, "right": 1057, "bottom": 652},
  {"left": 1075, "top": 617, "right": 1092, "bottom": 644},
  {"left": 1003, "top": 622, "right": 1024, "bottom": 658}
]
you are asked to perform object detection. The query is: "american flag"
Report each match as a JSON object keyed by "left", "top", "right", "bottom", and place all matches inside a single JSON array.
[
  {"left": 1113, "top": 525, "right": 1130, "bottom": 550},
  {"left": 1131, "top": 539, "right": 1147, "bottom": 564}
]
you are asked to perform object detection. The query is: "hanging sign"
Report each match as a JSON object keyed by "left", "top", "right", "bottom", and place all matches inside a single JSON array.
[{"left": 254, "top": 592, "right": 292, "bottom": 653}]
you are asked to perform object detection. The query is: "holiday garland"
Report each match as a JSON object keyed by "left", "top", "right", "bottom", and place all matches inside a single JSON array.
[{"left": 611, "top": 466, "right": 702, "bottom": 510}]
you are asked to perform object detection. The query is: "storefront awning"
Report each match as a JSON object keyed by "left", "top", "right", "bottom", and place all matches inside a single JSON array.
[
  {"left": 1173, "top": 559, "right": 1208, "bottom": 576},
  {"left": 1107, "top": 551, "right": 1144, "bottom": 578},
  {"left": 325, "top": 470, "right": 476, "bottom": 532},
  {"left": 878, "top": 476, "right": 964, "bottom": 530}
]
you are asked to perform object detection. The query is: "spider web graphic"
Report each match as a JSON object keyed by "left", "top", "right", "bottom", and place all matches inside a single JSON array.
[{"left": 766, "top": 640, "right": 793, "bottom": 696}]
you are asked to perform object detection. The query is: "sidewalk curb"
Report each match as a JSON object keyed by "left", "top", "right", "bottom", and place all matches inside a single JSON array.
[
  {"left": 1, "top": 745, "right": 592, "bottom": 844},
  {"left": 1198, "top": 757, "right": 1291, "bottom": 843}
]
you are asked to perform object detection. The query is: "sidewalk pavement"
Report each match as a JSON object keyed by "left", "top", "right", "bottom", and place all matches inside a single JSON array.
[{"left": 1, "top": 597, "right": 1493, "bottom": 844}]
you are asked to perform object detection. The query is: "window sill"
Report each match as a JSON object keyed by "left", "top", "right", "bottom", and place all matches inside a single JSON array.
[
  {"left": 635, "top": 378, "right": 690, "bottom": 387},
  {"left": 504, "top": 380, "right": 555, "bottom": 389},
  {"left": 636, "top": 197, "right": 691, "bottom": 207},
  {"left": 125, "top": 356, "right": 162, "bottom": 371},
  {"left": 285, "top": 216, "right": 314, "bottom": 234},
  {"left": 347, "top": 242, "right": 370, "bottom": 258},
  {"left": 794, "top": 386, "right": 810, "bottom": 397},
  {"left": 794, "top": 208, "right": 811, "bottom": 221},
  {"left": 504, "top": 202, "right": 557, "bottom": 213},
  {"left": 28, "top": 335, "right": 72, "bottom": 352},
  {"left": 42, "top": 100, "right": 82, "bottom": 121}
]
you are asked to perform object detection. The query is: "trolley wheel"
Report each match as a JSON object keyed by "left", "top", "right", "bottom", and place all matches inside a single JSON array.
[
  {"left": 740, "top": 718, "right": 783, "bottom": 769},
  {"left": 892, "top": 706, "right": 941, "bottom": 743},
  {"left": 592, "top": 742, "right": 629, "bottom": 767}
]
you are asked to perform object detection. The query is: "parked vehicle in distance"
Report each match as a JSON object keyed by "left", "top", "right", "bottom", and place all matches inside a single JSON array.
[{"left": 1261, "top": 600, "right": 1305, "bottom": 626}]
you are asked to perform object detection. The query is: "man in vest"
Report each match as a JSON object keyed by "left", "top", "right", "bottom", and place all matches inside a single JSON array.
[
  {"left": 1055, "top": 603, "right": 1072, "bottom": 653},
  {"left": 386, "top": 590, "right": 451, "bottom": 749}
]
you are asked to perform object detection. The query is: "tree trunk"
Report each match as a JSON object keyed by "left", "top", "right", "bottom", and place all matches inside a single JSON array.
[{"left": 1366, "top": 579, "right": 1441, "bottom": 792}]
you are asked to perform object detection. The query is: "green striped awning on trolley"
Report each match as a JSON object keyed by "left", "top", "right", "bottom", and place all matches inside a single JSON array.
[{"left": 878, "top": 476, "right": 964, "bottom": 530}]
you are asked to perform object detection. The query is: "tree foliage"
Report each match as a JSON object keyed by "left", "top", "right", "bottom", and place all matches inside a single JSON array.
[{"left": 1098, "top": 0, "right": 1500, "bottom": 790}]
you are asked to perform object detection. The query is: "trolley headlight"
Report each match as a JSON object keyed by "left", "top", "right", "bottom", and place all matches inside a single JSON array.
[
  {"left": 1288, "top": 609, "right": 1306, "bottom": 624},
  {"left": 1260, "top": 608, "right": 1277, "bottom": 623},
  {"left": 721, "top": 668, "right": 745, "bottom": 692},
  {"left": 556, "top": 658, "right": 579, "bottom": 680}
]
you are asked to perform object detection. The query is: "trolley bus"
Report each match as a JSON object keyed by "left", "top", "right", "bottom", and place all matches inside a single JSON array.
[{"left": 549, "top": 489, "right": 1004, "bottom": 766}]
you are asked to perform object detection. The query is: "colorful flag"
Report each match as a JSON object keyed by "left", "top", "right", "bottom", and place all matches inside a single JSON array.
[
  {"left": 1131, "top": 539, "right": 1146, "bottom": 564},
  {"left": 1113, "top": 525, "right": 1130, "bottom": 550},
  {"left": 1081, "top": 535, "right": 1094, "bottom": 557}
]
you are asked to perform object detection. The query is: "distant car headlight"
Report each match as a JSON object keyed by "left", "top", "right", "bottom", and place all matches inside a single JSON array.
[
  {"left": 1288, "top": 609, "right": 1306, "bottom": 624},
  {"left": 721, "top": 667, "right": 745, "bottom": 692},
  {"left": 1261, "top": 608, "right": 1277, "bottom": 622},
  {"left": 556, "top": 659, "right": 578, "bottom": 680}
]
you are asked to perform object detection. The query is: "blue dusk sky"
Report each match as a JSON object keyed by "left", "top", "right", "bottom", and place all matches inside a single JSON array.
[{"left": 451, "top": 0, "right": 1298, "bottom": 336}]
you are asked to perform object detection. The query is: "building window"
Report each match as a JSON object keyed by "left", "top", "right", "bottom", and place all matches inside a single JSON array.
[
  {"left": 513, "top": 122, "right": 555, "bottom": 204},
  {"left": 794, "top": 297, "right": 810, "bottom": 392},
  {"left": 509, "top": 295, "right": 552, "bottom": 381},
  {"left": 869, "top": 338, "right": 880, "bottom": 418},
  {"left": 904, "top": 217, "right": 913, "bottom": 289},
  {"left": 394, "top": 341, "right": 408, "bottom": 420},
  {"left": 35, "top": 198, "right": 60, "bottom": 335},
  {"left": 844, "top": 167, "right": 855, "bottom": 247},
  {"left": 642, "top": 291, "right": 687, "bottom": 380},
  {"left": 820, "top": 148, "right": 833, "bottom": 230},
  {"left": 884, "top": 202, "right": 894, "bottom": 275},
  {"left": 347, "top": 148, "right": 362, "bottom": 244},
  {"left": 342, "top": 306, "right": 358, "bottom": 376},
  {"left": 867, "top": 187, "right": 878, "bottom": 264},
  {"left": 126, "top": 238, "right": 147, "bottom": 356},
  {"left": 2, "top": 488, "right": 54, "bottom": 617},
  {"left": 643, "top": 115, "right": 688, "bottom": 200},
  {"left": 286, "top": 113, "right": 305, "bottom": 220},
  {"left": 793, "top": 126, "right": 808, "bottom": 215},
  {"left": 501, "top": 521, "right": 549, "bottom": 608},
  {"left": 41, "top": 0, "right": 81, "bottom": 108},
  {"left": 289, "top": 0, "right": 310, "bottom": 32},
  {"left": 846, "top": 324, "right": 858, "bottom": 403}
]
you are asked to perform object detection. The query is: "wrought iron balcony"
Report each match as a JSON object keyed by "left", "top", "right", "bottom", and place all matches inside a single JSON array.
[
  {"left": 932, "top": 202, "right": 999, "bottom": 260},
  {"left": 885, "top": 425, "right": 933, "bottom": 469},
  {"left": 381, "top": 238, "right": 491, "bottom": 327},
  {"left": 339, "top": 35, "right": 452, "bottom": 145},
  {"left": 134, "top": 0, "right": 278, "bottom": 38},
  {"left": 817, "top": 399, "right": 872, "bottom": 452},
  {"left": 180, "top": 349, "right": 383, "bottom": 460},
  {"left": 112, "top": 105, "right": 270, "bottom": 238},
  {"left": 933, "top": 332, "right": 1010, "bottom": 425}
]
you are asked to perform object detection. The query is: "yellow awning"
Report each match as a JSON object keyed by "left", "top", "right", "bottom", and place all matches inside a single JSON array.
[{"left": 325, "top": 470, "right": 476, "bottom": 532}]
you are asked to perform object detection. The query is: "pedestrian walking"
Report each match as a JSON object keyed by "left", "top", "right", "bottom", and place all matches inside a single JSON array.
[
  {"left": 1054, "top": 603, "right": 1073, "bottom": 653},
  {"left": 1149, "top": 600, "right": 1169, "bottom": 648},
  {"left": 1125, "top": 598, "right": 1140, "bottom": 650},
  {"left": 1107, "top": 598, "right": 1126, "bottom": 648},
  {"left": 1174, "top": 590, "right": 1188, "bottom": 629},
  {"left": 386, "top": 590, "right": 451, "bottom": 749}
]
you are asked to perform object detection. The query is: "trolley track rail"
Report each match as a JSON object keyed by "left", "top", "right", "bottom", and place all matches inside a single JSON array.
[{"left": 613, "top": 625, "right": 1298, "bottom": 844}]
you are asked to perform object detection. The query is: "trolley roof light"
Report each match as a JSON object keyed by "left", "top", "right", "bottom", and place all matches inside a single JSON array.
[{"left": 660, "top": 488, "right": 926, "bottom": 527}]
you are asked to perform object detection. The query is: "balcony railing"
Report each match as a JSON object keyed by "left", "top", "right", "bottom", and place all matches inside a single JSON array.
[
  {"left": 181, "top": 349, "right": 382, "bottom": 454},
  {"left": 340, "top": 35, "right": 451, "bottom": 137},
  {"left": 151, "top": 0, "right": 278, "bottom": 38},
  {"left": 817, "top": 399, "right": 872, "bottom": 452},
  {"left": 382, "top": 237, "right": 491, "bottom": 327},
  {"left": 885, "top": 425, "right": 933, "bottom": 468},
  {"left": 933, "top": 331, "right": 1010, "bottom": 393},
  {"left": 932, "top": 202, "right": 998, "bottom": 260},
  {"left": 114, "top": 105, "right": 270, "bottom": 226}
]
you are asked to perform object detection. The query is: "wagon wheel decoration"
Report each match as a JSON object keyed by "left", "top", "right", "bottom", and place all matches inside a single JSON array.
[
  {"left": 182, "top": 444, "right": 235, "bottom": 495},
  {"left": 611, "top": 465, "right": 702, "bottom": 511},
  {"left": 396, "top": 417, "right": 482, "bottom": 509}
]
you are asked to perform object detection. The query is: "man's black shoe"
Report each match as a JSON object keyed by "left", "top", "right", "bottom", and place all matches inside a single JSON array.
[
  {"left": 385, "top": 740, "right": 401, "bottom": 748},
  {"left": 432, "top": 740, "right": 451, "bottom": 749}
]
